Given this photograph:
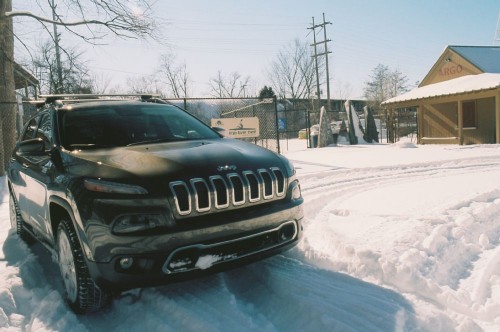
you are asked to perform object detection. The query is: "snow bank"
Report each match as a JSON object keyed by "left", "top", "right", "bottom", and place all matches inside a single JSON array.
[{"left": 1, "top": 142, "right": 500, "bottom": 331}]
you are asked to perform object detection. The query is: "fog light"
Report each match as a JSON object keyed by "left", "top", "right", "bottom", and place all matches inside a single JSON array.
[
  {"left": 279, "top": 223, "right": 296, "bottom": 242},
  {"left": 119, "top": 257, "right": 134, "bottom": 269}
]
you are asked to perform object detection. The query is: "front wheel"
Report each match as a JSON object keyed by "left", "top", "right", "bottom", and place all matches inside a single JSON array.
[{"left": 57, "top": 219, "right": 110, "bottom": 313}]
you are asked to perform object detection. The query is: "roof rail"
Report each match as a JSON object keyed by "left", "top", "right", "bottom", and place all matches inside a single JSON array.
[{"left": 39, "top": 94, "right": 161, "bottom": 105}]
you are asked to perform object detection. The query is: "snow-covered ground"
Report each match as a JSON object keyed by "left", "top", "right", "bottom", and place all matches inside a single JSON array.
[{"left": 1, "top": 139, "right": 500, "bottom": 331}]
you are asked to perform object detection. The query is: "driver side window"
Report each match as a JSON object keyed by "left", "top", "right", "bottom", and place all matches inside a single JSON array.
[
  {"left": 22, "top": 118, "right": 38, "bottom": 141},
  {"left": 21, "top": 112, "right": 52, "bottom": 149},
  {"left": 36, "top": 113, "right": 52, "bottom": 149}
]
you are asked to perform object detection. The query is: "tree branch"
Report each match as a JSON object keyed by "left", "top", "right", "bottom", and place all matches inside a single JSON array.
[
  {"left": 5, "top": 11, "right": 106, "bottom": 27},
  {"left": 5, "top": 9, "right": 156, "bottom": 39}
]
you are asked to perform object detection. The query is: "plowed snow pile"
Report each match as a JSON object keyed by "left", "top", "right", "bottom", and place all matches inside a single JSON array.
[{"left": 1, "top": 139, "right": 499, "bottom": 331}]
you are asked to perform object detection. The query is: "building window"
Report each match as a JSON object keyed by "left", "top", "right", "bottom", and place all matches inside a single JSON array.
[{"left": 462, "top": 100, "right": 476, "bottom": 129}]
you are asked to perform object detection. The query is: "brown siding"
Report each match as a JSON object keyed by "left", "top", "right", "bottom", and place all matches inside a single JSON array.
[
  {"left": 422, "top": 102, "right": 457, "bottom": 138},
  {"left": 462, "top": 97, "right": 496, "bottom": 144}
]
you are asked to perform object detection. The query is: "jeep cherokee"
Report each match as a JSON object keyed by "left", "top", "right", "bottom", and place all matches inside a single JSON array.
[{"left": 7, "top": 95, "right": 304, "bottom": 313}]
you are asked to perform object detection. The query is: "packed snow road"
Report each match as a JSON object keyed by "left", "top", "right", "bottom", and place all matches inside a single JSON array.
[{"left": 1, "top": 142, "right": 500, "bottom": 331}]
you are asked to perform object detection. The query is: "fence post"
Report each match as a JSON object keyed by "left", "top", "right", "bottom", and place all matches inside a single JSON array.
[
  {"left": 306, "top": 110, "right": 311, "bottom": 148},
  {"left": 274, "top": 96, "right": 280, "bottom": 154}
]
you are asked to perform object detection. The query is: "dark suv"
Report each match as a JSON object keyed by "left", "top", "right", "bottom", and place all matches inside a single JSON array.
[{"left": 7, "top": 95, "right": 303, "bottom": 313}]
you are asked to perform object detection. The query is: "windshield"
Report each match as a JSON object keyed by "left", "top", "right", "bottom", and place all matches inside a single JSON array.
[{"left": 60, "top": 103, "right": 220, "bottom": 150}]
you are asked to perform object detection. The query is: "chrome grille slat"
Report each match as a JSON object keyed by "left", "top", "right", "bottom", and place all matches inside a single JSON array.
[
  {"left": 169, "top": 181, "right": 191, "bottom": 215},
  {"left": 209, "top": 175, "right": 229, "bottom": 209},
  {"left": 243, "top": 171, "right": 260, "bottom": 202},
  {"left": 190, "top": 178, "right": 211, "bottom": 212},
  {"left": 271, "top": 167, "right": 286, "bottom": 197},
  {"left": 258, "top": 169, "right": 274, "bottom": 200},
  {"left": 169, "top": 168, "right": 287, "bottom": 216},
  {"left": 228, "top": 173, "right": 245, "bottom": 206}
]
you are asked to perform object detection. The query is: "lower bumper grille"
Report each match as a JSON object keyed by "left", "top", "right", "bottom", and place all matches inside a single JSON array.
[{"left": 162, "top": 220, "right": 298, "bottom": 274}]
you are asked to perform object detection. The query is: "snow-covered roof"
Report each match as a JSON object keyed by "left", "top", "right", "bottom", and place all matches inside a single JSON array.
[
  {"left": 449, "top": 46, "right": 500, "bottom": 73},
  {"left": 13, "top": 62, "right": 38, "bottom": 90},
  {"left": 382, "top": 73, "right": 500, "bottom": 106}
]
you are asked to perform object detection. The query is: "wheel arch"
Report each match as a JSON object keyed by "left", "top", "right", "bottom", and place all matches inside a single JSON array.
[
  {"left": 49, "top": 197, "right": 73, "bottom": 238},
  {"left": 48, "top": 196, "right": 91, "bottom": 259}
]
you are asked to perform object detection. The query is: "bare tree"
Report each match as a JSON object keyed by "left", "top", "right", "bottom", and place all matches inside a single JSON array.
[
  {"left": 126, "top": 74, "right": 162, "bottom": 95},
  {"left": 364, "top": 64, "right": 409, "bottom": 108},
  {"left": 89, "top": 73, "right": 112, "bottom": 94},
  {"left": 31, "top": 40, "right": 92, "bottom": 94},
  {"left": 158, "top": 53, "right": 190, "bottom": 98},
  {"left": 388, "top": 69, "right": 409, "bottom": 98},
  {"left": 209, "top": 70, "right": 250, "bottom": 98},
  {"left": 267, "top": 38, "right": 318, "bottom": 100},
  {"left": 0, "top": 0, "right": 158, "bottom": 172}
]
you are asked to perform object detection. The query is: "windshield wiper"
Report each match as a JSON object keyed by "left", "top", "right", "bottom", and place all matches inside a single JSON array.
[
  {"left": 68, "top": 143, "right": 114, "bottom": 150},
  {"left": 126, "top": 138, "right": 178, "bottom": 147}
]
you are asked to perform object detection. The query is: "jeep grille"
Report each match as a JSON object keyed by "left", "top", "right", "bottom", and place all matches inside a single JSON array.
[{"left": 169, "top": 167, "right": 286, "bottom": 217}]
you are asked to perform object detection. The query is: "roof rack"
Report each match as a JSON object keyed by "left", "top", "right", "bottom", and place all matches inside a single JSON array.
[{"left": 39, "top": 94, "right": 161, "bottom": 105}]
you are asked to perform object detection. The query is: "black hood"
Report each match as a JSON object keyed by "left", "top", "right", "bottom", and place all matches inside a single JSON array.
[{"left": 63, "top": 138, "right": 283, "bottom": 184}]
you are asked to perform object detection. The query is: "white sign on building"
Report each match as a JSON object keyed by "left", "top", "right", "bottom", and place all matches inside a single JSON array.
[{"left": 211, "top": 117, "right": 260, "bottom": 138}]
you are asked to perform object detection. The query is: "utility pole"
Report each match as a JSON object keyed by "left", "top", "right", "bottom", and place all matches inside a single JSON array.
[
  {"left": 310, "top": 16, "right": 322, "bottom": 107},
  {"left": 308, "top": 13, "right": 333, "bottom": 148},
  {"left": 308, "top": 13, "right": 332, "bottom": 112},
  {"left": 50, "top": 0, "right": 64, "bottom": 93},
  {"left": 241, "top": 84, "right": 247, "bottom": 98}
]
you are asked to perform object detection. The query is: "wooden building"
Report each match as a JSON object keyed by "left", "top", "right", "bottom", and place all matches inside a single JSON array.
[{"left": 382, "top": 46, "right": 500, "bottom": 144}]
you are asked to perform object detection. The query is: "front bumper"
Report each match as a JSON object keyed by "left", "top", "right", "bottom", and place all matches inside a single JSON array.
[{"left": 85, "top": 200, "right": 303, "bottom": 290}]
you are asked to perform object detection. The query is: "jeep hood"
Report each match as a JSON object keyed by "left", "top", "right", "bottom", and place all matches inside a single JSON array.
[{"left": 63, "top": 138, "right": 283, "bottom": 182}]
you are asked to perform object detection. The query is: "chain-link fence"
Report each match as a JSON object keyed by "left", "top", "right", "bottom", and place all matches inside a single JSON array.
[
  {"left": 277, "top": 107, "right": 310, "bottom": 151},
  {"left": 163, "top": 97, "right": 281, "bottom": 153},
  {"left": 6, "top": 97, "right": 418, "bottom": 167},
  {"left": 392, "top": 108, "right": 418, "bottom": 143}
]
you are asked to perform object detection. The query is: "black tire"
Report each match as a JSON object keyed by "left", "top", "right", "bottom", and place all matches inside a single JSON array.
[
  {"left": 9, "top": 191, "right": 35, "bottom": 244},
  {"left": 57, "top": 219, "right": 110, "bottom": 313}
]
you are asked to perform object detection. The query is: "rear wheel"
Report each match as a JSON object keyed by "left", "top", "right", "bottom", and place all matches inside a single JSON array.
[
  {"left": 57, "top": 219, "right": 110, "bottom": 313},
  {"left": 9, "top": 191, "right": 34, "bottom": 244}
]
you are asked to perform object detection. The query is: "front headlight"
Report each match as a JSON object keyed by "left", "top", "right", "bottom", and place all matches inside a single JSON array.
[
  {"left": 84, "top": 179, "right": 148, "bottom": 195},
  {"left": 290, "top": 180, "right": 302, "bottom": 200},
  {"left": 113, "top": 214, "right": 172, "bottom": 234}
]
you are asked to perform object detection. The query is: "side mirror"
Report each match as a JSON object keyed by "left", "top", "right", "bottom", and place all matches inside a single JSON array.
[
  {"left": 212, "top": 127, "right": 226, "bottom": 137},
  {"left": 16, "top": 138, "right": 46, "bottom": 156}
]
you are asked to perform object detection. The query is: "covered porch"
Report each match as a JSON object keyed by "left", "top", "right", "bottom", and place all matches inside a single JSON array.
[{"left": 382, "top": 73, "right": 500, "bottom": 145}]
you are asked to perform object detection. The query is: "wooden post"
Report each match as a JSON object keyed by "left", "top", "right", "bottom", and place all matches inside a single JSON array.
[
  {"left": 457, "top": 100, "right": 463, "bottom": 145},
  {"left": 417, "top": 105, "right": 423, "bottom": 144}
]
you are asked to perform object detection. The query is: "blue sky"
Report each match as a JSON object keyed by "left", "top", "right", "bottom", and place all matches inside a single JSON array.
[{"left": 13, "top": 0, "right": 500, "bottom": 99}]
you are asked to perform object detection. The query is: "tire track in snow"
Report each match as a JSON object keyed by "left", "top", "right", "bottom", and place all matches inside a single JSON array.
[
  {"left": 297, "top": 157, "right": 500, "bottom": 221},
  {"left": 295, "top": 155, "right": 500, "bottom": 328}
]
